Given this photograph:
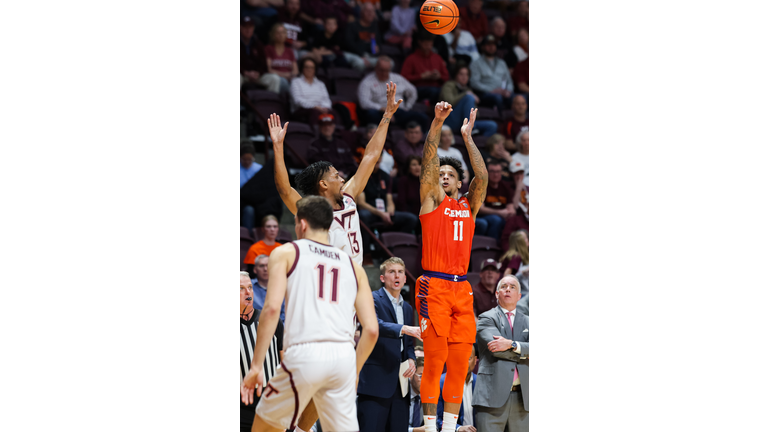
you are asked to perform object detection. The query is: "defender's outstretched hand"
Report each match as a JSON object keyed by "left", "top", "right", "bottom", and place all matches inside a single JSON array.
[
  {"left": 267, "top": 113, "right": 289, "bottom": 148},
  {"left": 460, "top": 108, "right": 477, "bottom": 138},
  {"left": 434, "top": 101, "right": 452, "bottom": 121},
  {"left": 384, "top": 82, "right": 403, "bottom": 117}
]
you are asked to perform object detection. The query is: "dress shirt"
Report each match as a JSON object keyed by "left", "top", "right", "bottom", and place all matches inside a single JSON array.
[
  {"left": 289, "top": 75, "right": 332, "bottom": 111},
  {"left": 498, "top": 306, "right": 523, "bottom": 355},
  {"left": 358, "top": 72, "right": 418, "bottom": 111},
  {"left": 240, "top": 162, "right": 262, "bottom": 188},
  {"left": 383, "top": 288, "right": 405, "bottom": 352},
  {"left": 462, "top": 376, "right": 473, "bottom": 426},
  {"left": 251, "top": 280, "right": 286, "bottom": 322}
]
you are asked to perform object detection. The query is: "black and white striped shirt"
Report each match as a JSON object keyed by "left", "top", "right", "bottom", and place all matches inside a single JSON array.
[{"left": 240, "top": 309, "right": 284, "bottom": 409}]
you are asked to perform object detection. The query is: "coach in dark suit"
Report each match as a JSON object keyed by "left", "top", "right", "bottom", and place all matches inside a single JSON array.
[
  {"left": 473, "top": 276, "right": 530, "bottom": 432},
  {"left": 358, "top": 257, "right": 423, "bottom": 432}
]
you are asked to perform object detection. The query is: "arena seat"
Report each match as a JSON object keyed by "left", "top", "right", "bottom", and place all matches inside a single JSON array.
[
  {"left": 381, "top": 232, "right": 422, "bottom": 280},
  {"left": 476, "top": 107, "right": 500, "bottom": 121},
  {"left": 334, "top": 78, "right": 361, "bottom": 103},
  {"left": 241, "top": 227, "right": 254, "bottom": 270},
  {"left": 247, "top": 90, "right": 289, "bottom": 123},
  {"left": 284, "top": 131, "right": 316, "bottom": 168},
  {"left": 286, "top": 121, "right": 314, "bottom": 135},
  {"left": 470, "top": 235, "right": 502, "bottom": 272},
  {"left": 275, "top": 228, "right": 294, "bottom": 244}
]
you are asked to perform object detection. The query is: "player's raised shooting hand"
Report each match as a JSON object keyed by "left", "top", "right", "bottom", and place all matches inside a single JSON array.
[
  {"left": 268, "top": 113, "right": 289, "bottom": 148},
  {"left": 384, "top": 82, "right": 403, "bottom": 117},
  {"left": 460, "top": 108, "right": 477, "bottom": 138},
  {"left": 434, "top": 101, "right": 452, "bottom": 121},
  {"left": 241, "top": 365, "right": 265, "bottom": 405}
]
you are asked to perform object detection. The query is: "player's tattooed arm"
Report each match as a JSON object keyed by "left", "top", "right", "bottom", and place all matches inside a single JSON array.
[
  {"left": 269, "top": 113, "right": 302, "bottom": 215},
  {"left": 461, "top": 108, "right": 488, "bottom": 220},
  {"left": 419, "top": 102, "right": 452, "bottom": 214},
  {"left": 343, "top": 82, "right": 402, "bottom": 199}
]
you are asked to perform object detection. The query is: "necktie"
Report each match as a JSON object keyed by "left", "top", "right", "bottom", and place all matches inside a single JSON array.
[
  {"left": 506, "top": 311, "right": 519, "bottom": 386},
  {"left": 412, "top": 395, "right": 422, "bottom": 427}
]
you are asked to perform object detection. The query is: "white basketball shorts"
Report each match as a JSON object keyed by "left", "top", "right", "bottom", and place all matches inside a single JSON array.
[{"left": 255, "top": 341, "right": 358, "bottom": 431}]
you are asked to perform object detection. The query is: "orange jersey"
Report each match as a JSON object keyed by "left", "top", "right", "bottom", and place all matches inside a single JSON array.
[
  {"left": 243, "top": 240, "right": 282, "bottom": 264},
  {"left": 419, "top": 195, "right": 475, "bottom": 275}
]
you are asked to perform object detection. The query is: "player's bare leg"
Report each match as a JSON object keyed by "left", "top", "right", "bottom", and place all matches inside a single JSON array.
[
  {"left": 251, "top": 413, "right": 283, "bottom": 432},
  {"left": 295, "top": 398, "right": 318, "bottom": 431}
]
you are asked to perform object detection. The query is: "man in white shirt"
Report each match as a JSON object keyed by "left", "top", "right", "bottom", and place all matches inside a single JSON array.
[
  {"left": 510, "top": 130, "right": 529, "bottom": 186},
  {"left": 358, "top": 56, "right": 430, "bottom": 132}
]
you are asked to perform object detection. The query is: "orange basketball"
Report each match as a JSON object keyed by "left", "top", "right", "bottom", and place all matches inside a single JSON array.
[{"left": 419, "top": 0, "right": 460, "bottom": 35}]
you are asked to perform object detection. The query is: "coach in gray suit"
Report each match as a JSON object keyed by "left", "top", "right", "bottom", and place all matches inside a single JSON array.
[{"left": 473, "top": 275, "right": 529, "bottom": 432}]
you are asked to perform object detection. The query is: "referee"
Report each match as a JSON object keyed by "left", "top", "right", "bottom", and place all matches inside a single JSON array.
[{"left": 240, "top": 271, "right": 284, "bottom": 432}]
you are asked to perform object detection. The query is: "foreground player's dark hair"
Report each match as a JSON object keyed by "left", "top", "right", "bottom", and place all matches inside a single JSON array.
[
  {"left": 296, "top": 196, "right": 334, "bottom": 231},
  {"left": 439, "top": 156, "right": 464, "bottom": 183},
  {"left": 295, "top": 161, "right": 333, "bottom": 196}
]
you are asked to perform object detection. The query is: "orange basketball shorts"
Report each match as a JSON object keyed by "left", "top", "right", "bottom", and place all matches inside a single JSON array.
[{"left": 415, "top": 271, "right": 476, "bottom": 344}]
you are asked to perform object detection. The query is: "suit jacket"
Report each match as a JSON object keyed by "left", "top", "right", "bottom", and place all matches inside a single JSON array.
[
  {"left": 516, "top": 295, "right": 529, "bottom": 317},
  {"left": 437, "top": 373, "right": 477, "bottom": 430},
  {"left": 358, "top": 287, "right": 417, "bottom": 399},
  {"left": 473, "top": 305, "right": 530, "bottom": 411}
]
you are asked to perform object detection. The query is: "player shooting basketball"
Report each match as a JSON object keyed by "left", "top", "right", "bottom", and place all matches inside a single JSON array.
[
  {"left": 268, "top": 82, "right": 402, "bottom": 265},
  {"left": 416, "top": 104, "right": 488, "bottom": 432}
]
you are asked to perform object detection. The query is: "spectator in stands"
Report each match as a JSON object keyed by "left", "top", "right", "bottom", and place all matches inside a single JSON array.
[
  {"left": 513, "top": 57, "right": 529, "bottom": 96},
  {"left": 385, "top": 0, "right": 417, "bottom": 50},
  {"left": 440, "top": 65, "right": 497, "bottom": 137},
  {"left": 489, "top": 17, "right": 518, "bottom": 72},
  {"left": 504, "top": 95, "right": 528, "bottom": 152},
  {"left": 500, "top": 230, "right": 528, "bottom": 278},
  {"left": 395, "top": 155, "right": 422, "bottom": 219},
  {"left": 305, "top": 16, "right": 350, "bottom": 69},
  {"left": 500, "top": 162, "right": 529, "bottom": 251},
  {"left": 400, "top": 31, "right": 450, "bottom": 104},
  {"left": 290, "top": 57, "right": 336, "bottom": 126},
  {"left": 358, "top": 57, "right": 430, "bottom": 131},
  {"left": 249, "top": 255, "right": 286, "bottom": 323},
  {"left": 266, "top": 23, "right": 298, "bottom": 92},
  {"left": 459, "top": 0, "right": 489, "bottom": 43},
  {"left": 483, "top": 134, "right": 513, "bottom": 180},
  {"left": 475, "top": 160, "right": 514, "bottom": 239},
  {"left": 241, "top": 0, "right": 285, "bottom": 30},
  {"left": 438, "top": 125, "right": 469, "bottom": 183},
  {"left": 512, "top": 27, "right": 529, "bottom": 64},
  {"left": 301, "top": 0, "right": 354, "bottom": 29},
  {"left": 510, "top": 130, "right": 529, "bottom": 186},
  {"left": 441, "top": 19, "right": 479, "bottom": 67},
  {"left": 344, "top": 3, "right": 382, "bottom": 71},
  {"left": 507, "top": 1, "right": 529, "bottom": 38},
  {"left": 357, "top": 157, "right": 419, "bottom": 246},
  {"left": 277, "top": 0, "right": 308, "bottom": 53},
  {"left": 409, "top": 357, "right": 426, "bottom": 431},
  {"left": 472, "top": 258, "right": 500, "bottom": 316},
  {"left": 243, "top": 215, "right": 283, "bottom": 270},
  {"left": 470, "top": 35, "right": 514, "bottom": 115},
  {"left": 393, "top": 122, "right": 424, "bottom": 170},
  {"left": 436, "top": 344, "right": 478, "bottom": 432},
  {"left": 241, "top": 144, "right": 263, "bottom": 230},
  {"left": 306, "top": 113, "right": 358, "bottom": 178},
  {"left": 240, "top": 16, "right": 283, "bottom": 94}
]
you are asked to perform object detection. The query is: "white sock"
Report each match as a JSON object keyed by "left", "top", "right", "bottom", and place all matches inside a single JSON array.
[
  {"left": 424, "top": 415, "right": 437, "bottom": 432},
  {"left": 440, "top": 412, "right": 459, "bottom": 432}
]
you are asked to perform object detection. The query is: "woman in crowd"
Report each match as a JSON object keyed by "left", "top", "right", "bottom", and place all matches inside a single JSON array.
[
  {"left": 440, "top": 65, "right": 498, "bottom": 136},
  {"left": 385, "top": 0, "right": 416, "bottom": 50},
  {"left": 265, "top": 23, "right": 298, "bottom": 94},
  {"left": 243, "top": 215, "right": 282, "bottom": 271},
  {"left": 499, "top": 230, "right": 529, "bottom": 277},
  {"left": 483, "top": 133, "right": 513, "bottom": 180},
  {"left": 290, "top": 57, "right": 339, "bottom": 126},
  {"left": 394, "top": 155, "right": 422, "bottom": 219}
]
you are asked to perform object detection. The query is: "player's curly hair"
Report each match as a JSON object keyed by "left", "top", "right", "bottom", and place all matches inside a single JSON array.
[
  {"left": 295, "top": 161, "right": 333, "bottom": 197},
  {"left": 439, "top": 156, "right": 464, "bottom": 184}
]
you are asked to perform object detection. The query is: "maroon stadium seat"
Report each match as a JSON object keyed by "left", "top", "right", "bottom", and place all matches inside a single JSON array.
[
  {"left": 466, "top": 272, "right": 481, "bottom": 289},
  {"left": 284, "top": 132, "right": 316, "bottom": 168},
  {"left": 381, "top": 232, "right": 422, "bottom": 279},
  {"left": 275, "top": 228, "right": 293, "bottom": 244},
  {"left": 470, "top": 235, "right": 501, "bottom": 272},
  {"left": 476, "top": 107, "right": 500, "bottom": 121}
]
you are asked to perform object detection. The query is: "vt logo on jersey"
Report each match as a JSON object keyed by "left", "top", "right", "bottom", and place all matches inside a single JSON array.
[{"left": 444, "top": 208, "right": 471, "bottom": 218}]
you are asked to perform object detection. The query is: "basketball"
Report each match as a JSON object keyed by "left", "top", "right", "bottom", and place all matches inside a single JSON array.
[{"left": 419, "top": 0, "right": 460, "bottom": 35}]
